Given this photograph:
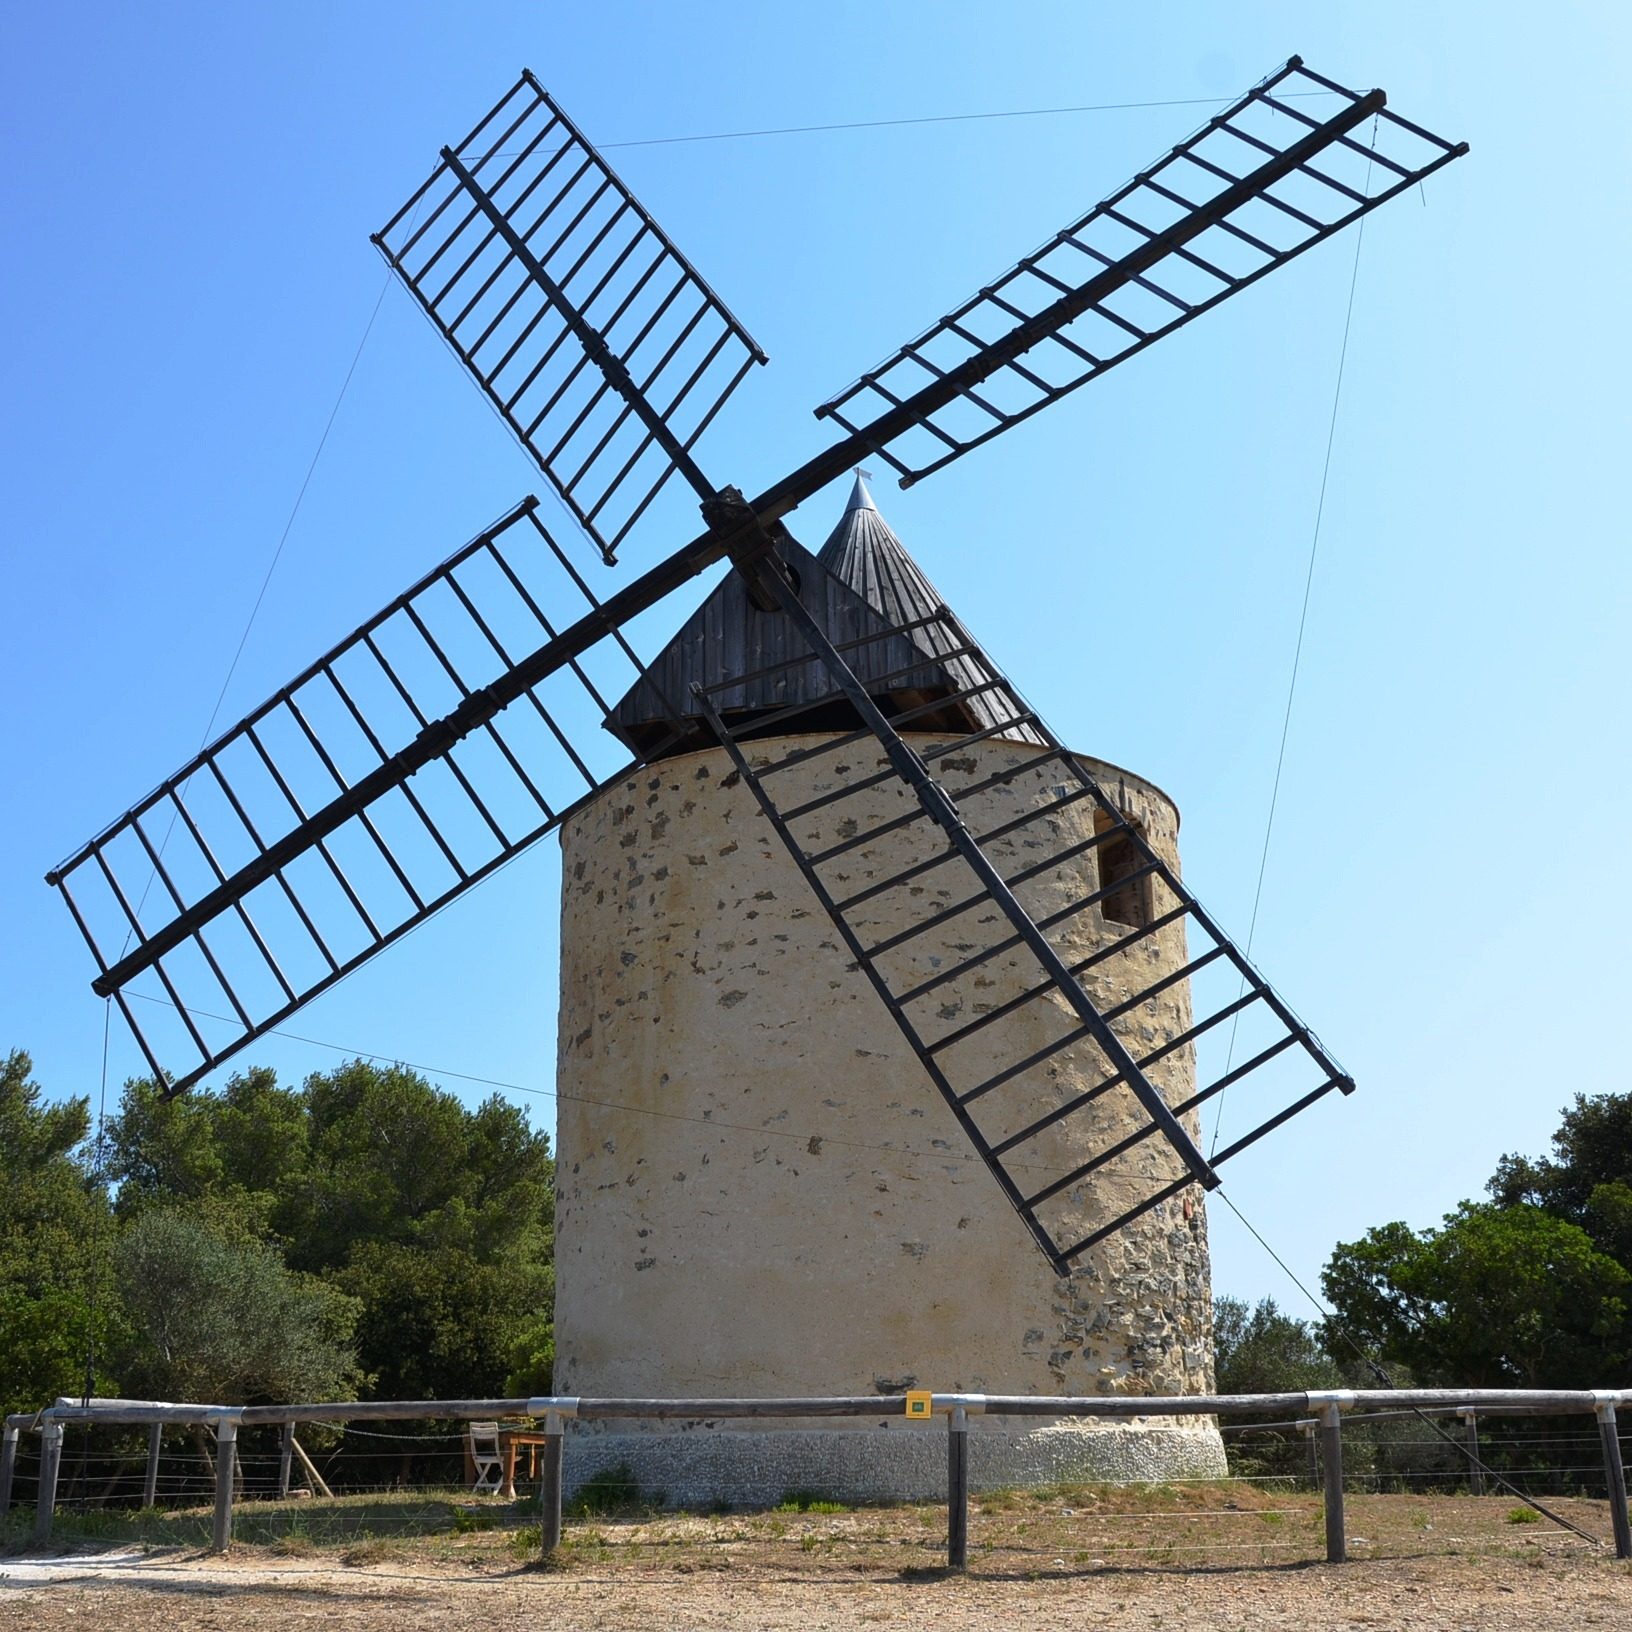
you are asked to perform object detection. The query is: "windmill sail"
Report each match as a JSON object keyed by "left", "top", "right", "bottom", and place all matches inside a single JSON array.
[
  {"left": 691, "top": 573, "right": 1350, "bottom": 1273},
  {"left": 48, "top": 55, "right": 1462, "bottom": 1264},
  {"left": 815, "top": 57, "right": 1466, "bottom": 487},
  {"left": 45, "top": 501, "right": 700, "bottom": 1096},
  {"left": 374, "top": 71, "right": 767, "bottom": 564}
]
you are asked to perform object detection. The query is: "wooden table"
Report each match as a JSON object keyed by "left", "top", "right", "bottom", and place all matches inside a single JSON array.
[{"left": 462, "top": 1426, "right": 553, "bottom": 1498}]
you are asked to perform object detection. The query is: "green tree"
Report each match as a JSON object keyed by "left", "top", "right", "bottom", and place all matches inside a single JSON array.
[
  {"left": 1321, "top": 1202, "right": 1630, "bottom": 1387},
  {"left": 1211, "top": 1295, "right": 1340, "bottom": 1478},
  {"left": 0, "top": 1049, "right": 122, "bottom": 1410},
  {"left": 1213, "top": 1295, "right": 1341, "bottom": 1395},
  {"left": 106, "top": 1066, "right": 304, "bottom": 1239},
  {"left": 281, "top": 1062, "right": 554, "bottom": 1395},
  {"left": 339, "top": 1240, "right": 552, "bottom": 1400},
  {"left": 1490, "top": 1091, "right": 1632, "bottom": 1269},
  {"left": 115, "top": 1209, "right": 363, "bottom": 1403},
  {"left": 105, "top": 1059, "right": 555, "bottom": 1400}
]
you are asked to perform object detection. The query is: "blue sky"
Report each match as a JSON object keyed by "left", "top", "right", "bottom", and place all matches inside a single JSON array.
[{"left": 3, "top": 2, "right": 1628, "bottom": 1318}]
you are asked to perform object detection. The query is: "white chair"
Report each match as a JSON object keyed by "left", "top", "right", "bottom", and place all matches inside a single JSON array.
[{"left": 467, "top": 1420, "right": 504, "bottom": 1494}]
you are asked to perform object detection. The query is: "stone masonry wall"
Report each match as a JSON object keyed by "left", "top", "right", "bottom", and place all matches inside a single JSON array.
[{"left": 552, "top": 733, "right": 1218, "bottom": 1490}]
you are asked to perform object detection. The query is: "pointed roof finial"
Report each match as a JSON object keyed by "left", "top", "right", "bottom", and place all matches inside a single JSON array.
[{"left": 846, "top": 467, "right": 878, "bottom": 514}]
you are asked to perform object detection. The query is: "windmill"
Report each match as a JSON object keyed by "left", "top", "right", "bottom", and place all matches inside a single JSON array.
[{"left": 46, "top": 56, "right": 1465, "bottom": 1280}]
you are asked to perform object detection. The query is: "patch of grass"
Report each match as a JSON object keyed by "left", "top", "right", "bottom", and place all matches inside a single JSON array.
[
  {"left": 566, "top": 1464, "right": 660, "bottom": 1517},
  {"left": 506, "top": 1527, "right": 545, "bottom": 1563},
  {"left": 1506, "top": 1506, "right": 1542, "bottom": 1525},
  {"left": 12, "top": 1478, "right": 1615, "bottom": 1583},
  {"left": 530, "top": 1526, "right": 612, "bottom": 1570},
  {"left": 13, "top": 1503, "right": 212, "bottom": 1551},
  {"left": 777, "top": 1491, "right": 848, "bottom": 1514},
  {"left": 339, "top": 1538, "right": 395, "bottom": 1567}
]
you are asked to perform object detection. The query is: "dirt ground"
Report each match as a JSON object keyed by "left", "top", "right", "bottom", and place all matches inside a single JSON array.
[
  {"left": 4, "top": 1489, "right": 1630, "bottom": 1629},
  {"left": 4, "top": 1549, "right": 1631, "bottom": 1630}
]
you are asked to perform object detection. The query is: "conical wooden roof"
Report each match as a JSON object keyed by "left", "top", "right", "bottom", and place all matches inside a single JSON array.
[
  {"left": 815, "top": 474, "right": 942, "bottom": 628},
  {"left": 607, "top": 476, "right": 1036, "bottom": 759}
]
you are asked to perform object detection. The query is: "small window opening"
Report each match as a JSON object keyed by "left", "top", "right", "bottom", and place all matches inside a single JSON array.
[{"left": 1094, "top": 807, "right": 1151, "bottom": 928}]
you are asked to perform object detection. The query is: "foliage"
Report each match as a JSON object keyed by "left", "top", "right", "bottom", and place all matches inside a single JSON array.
[
  {"left": 1213, "top": 1295, "right": 1342, "bottom": 1395},
  {"left": 5, "top": 1050, "right": 556, "bottom": 1428},
  {"left": 1490, "top": 1091, "right": 1632, "bottom": 1270},
  {"left": 1211, "top": 1295, "right": 1342, "bottom": 1480},
  {"left": 1318, "top": 1092, "right": 1632, "bottom": 1393},
  {"left": 0, "top": 1049, "right": 123, "bottom": 1409},
  {"left": 107, "top": 1057, "right": 555, "bottom": 1400},
  {"left": 567, "top": 1463, "right": 655, "bottom": 1515},
  {"left": 503, "top": 1307, "right": 558, "bottom": 1398},
  {"left": 777, "top": 1492, "right": 847, "bottom": 1513},
  {"left": 1321, "top": 1202, "right": 1629, "bottom": 1387},
  {"left": 339, "top": 1239, "right": 551, "bottom": 1401},
  {"left": 116, "top": 1207, "right": 364, "bottom": 1403}
]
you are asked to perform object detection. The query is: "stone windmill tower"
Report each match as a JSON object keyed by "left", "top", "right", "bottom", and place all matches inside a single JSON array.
[
  {"left": 46, "top": 64, "right": 1462, "bottom": 1508},
  {"left": 552, "top": 474, "right": 1221, "bottom": 1502}
]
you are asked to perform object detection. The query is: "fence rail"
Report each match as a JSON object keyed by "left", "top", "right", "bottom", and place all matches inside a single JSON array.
[{"left": 4, "top": 1387, "right": 1629, "bottom": 1568}]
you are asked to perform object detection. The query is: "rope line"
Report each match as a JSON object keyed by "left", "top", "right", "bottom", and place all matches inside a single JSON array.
[
  {"left": 1209, "top": 119, "right": 1375, "bottom": 1158},
  {"left": 75, "top": 269, "right": 394, "bottom": 1445},
  {"left": 1216, "top": 1188, "right": 1604, "bottom": 1547},
  {"left": 195, "top": 271, "right": 395, "bottom": 755},
  {"left": 67, "top": 999, "right": 117, "bottom": 1497},
  {"left": 118, "top": 267, "right": 395, "bottom": 944},
  {"left": 575, "top": 90, "right": 1335, "bottom": 154},
  {"left": 118, "top": 990, "right": 1086, "bottom": 1180}
]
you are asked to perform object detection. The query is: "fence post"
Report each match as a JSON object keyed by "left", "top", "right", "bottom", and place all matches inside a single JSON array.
[
  {"left": 1595, "top": 1396, "right": 1631, "bottom": 1561},
  {"left": 34, "top": 1420, "right": 65, "bottom": 1546},
  {"left": 0, "top": 1423, "right": 18, "bottom": 1524},
  {"left": 1302, "top": 1421, "right": 1319, "bottom": 1491},
  {"left": 946, "top": 1404, "right": 969, "bottom": 1570},
  {"left": 142, "top": 1423, "right": 162, "bottom": 1508},
  {"left": 1317, "top": 1400, "right": 1347, "bottom": 1563},
  {"left": 1459, "top": 1409, "right": 1484, "bottom": 1496},
  {"left": 277, "top": 1422, "right": 295, "bottom": 1501},
  {"left": 539, "top": 1409, "right": 564, "bottom": 1558},
  {"left": 212, "top": 1419, "right": 238, "bottom": 1554}
]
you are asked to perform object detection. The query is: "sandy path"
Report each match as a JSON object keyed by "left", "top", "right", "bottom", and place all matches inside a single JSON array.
[{"left": 4, "top": 1547, "right": 1630, "bottom": 1630}]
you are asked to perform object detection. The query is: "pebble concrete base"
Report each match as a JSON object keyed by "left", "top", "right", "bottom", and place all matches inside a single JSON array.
[{"left": 561, "top": 1420, "right": 1227, "bottom": 1508}]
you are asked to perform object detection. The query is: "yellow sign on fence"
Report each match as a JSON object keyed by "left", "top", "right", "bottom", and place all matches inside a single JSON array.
[{"left": 904, "top": 1390, "right": 934, "bottom": 1419}]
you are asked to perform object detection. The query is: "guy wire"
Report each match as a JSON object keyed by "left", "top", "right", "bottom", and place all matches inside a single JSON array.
[{"left": 1216, "top": 1187, "right": 1602, "bottom": 1546}]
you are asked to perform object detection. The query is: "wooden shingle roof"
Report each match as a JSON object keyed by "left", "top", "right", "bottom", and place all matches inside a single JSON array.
[{"left": 606, "top": 476, "right": 1038, "bottom": 759}]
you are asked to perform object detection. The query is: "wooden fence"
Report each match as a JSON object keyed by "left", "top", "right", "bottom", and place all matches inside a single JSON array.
[{"left": 4, "top": 1386, "right": 1629, "bottom": 1567}]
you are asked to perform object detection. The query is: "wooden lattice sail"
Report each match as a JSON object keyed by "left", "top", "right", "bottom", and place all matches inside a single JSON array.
[{"left": 47, "top": 55, "right": 1466, "bottom": 1268}]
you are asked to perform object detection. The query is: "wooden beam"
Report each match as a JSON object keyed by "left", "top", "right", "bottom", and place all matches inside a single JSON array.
[
  {"left": 946, "top": 1406, "right": 969, "bottom": 1570},
  {"left": 211, "top": 1421, "right": 237, "bottom": 1554},
  {"left": 288, "top": 1432, "right": 333, "bottom": 1500},
  {"left": 143, "top": 1424, "right": 161, "bottom": 1508}
]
